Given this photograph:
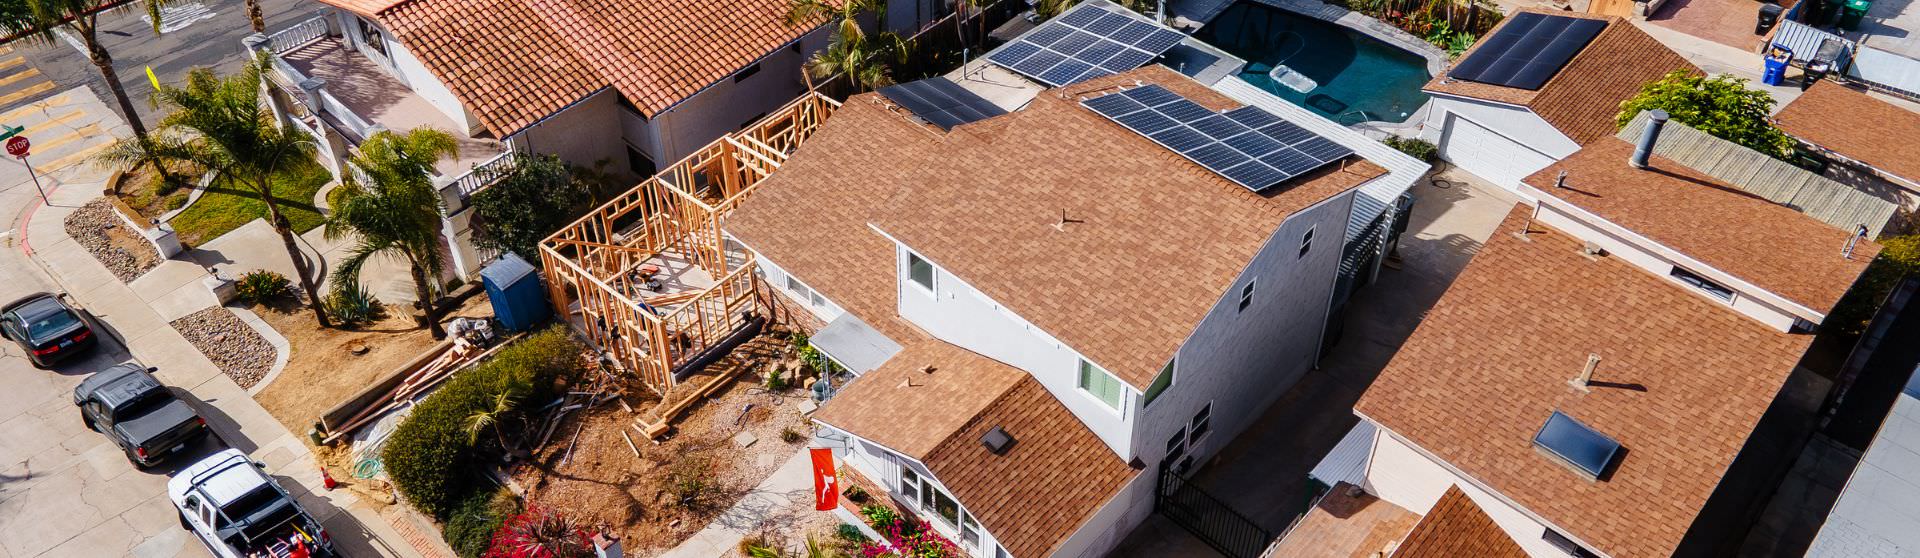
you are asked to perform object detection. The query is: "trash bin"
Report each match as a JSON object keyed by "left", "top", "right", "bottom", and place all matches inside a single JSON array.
[
  {"left": 1757, "top": 3, "right": 1784, "bottom": 34},
  {"left": 1822, "top": 0, "right": 1847, "bottom": 25},
  {"left": 1762, "top": 45, "right": 1792, "bottom": 85},
  {"left": 1839, "top": 0, "right": 1871, "bottom": 30},
  {"left": 480, "top": 253, "right": 550, "bottom": 333}
]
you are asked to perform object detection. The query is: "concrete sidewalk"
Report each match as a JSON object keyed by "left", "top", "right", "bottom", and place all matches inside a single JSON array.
[{"left": 15, "top": 149, "right": 447, "bottom": 558}]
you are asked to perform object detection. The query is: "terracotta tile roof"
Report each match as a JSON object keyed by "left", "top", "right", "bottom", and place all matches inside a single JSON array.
[
  {"left": 921, "top": 375, "right": 1138, "bottom": 558},
  {"left": 1525, "top": 137, "right": 1878, "bottom": 314},
  {"left": 316, "top": 0, "right": 406, "bottom": 18},
  {"left": 1393, "top": 487, "right": 1528, "bottom": 558},
  {"left": 812, "top": 340, "right": 1029, "bottom": 459},
  {"left": 1424, "top": 9, "right": 1697, "bottom": 145},
  {"left": 1773, "top": 81, "right": 1920, "bottom": 183},
  {"left": 366, "top": 0, "right": 818, "bottom": 137},
  {"left": 1354, "top": 206, "right": 1815, "bottom": 558}
]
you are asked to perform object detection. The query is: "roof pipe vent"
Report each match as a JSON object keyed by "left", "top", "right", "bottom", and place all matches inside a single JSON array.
[
  {"left": 1570, "top": 353, "right": 1601, "bottom": 392},
  {"left": 1630, "top": 109, "right": 1669, "bottom": 169}
]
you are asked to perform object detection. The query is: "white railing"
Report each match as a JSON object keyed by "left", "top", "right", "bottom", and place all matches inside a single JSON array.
[
  {"left": 268, "top": 15, "right": 329, "bottom": 53},
  {"left": 316, "top": 89, "right": 377, "bottom": 142},
  {"left": 444, "top": 151, "right": 518, "bottom": 203}
]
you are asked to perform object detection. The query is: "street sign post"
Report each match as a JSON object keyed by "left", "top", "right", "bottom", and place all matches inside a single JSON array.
[
  {"left": 0, "top": 125, "right": 23, "bottom": 142},
  {"left": 8, "top": 136, "right": 44, "bottom": 205}
]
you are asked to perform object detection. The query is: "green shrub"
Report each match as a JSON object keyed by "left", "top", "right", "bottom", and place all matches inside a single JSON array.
[
  {"left": 384, "top": 327, "right": 582, "bottom": 519},
  {"left": 780, "top": 426, "right": 804, "bottom": 444},
  {"left": 666, "top": 456, "right": 719, "bottom": 511},
  {"left": 860, "top": 505, "right": 899, "bottom": 529},
  {"left": 834, "top": 523, "right": 869, "bottom": 544},
  {"left": 235, "top": 270, "right": 292, "bottom": 305},
  {"left": 443, "top": 489, "right": 520, "bottom": 558},
  {"left": 765, "top": 367, "right": 787, "bottom": 391},
  {"left": 324, "top": 281, "right": 384, "bottom": 327},
  {"left": 1382, "top": 136, "right": 1438, "bottom": 162}
]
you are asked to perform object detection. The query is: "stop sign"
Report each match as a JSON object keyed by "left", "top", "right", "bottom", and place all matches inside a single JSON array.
[{"left": 5, "top": 136, "right": 27, "bottom": 158}]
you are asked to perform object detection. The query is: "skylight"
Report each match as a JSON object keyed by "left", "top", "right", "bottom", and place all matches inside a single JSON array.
[{"left": 1533, "top": 411, "right": 1621, "bottom": 480}]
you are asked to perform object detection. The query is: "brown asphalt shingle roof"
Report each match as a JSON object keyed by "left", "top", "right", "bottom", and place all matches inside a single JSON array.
[
  {"left": 335, "top": 0, "right": 819, "bottom": 137},
  {"left": 1525, "top": 137, "right": 1878, "bottom": 314},
  {"left": 812, "top": 340, "right": 1029, "bottom": 460},
  {"left": 1393, "top": 487, "right": 1528, "bottom": 558},
  {"left": 1773, "top": 81, "right": 1920, "bottom": 183},
  {"left": 1424, "top": 9, "right": 1697, "bottom": 145},
  {"left": 729, "top": 65, "right": 1385, "bottom": 390},
  {"left": 1355, "top": 206, "right": 1816, "bottom": 558}
]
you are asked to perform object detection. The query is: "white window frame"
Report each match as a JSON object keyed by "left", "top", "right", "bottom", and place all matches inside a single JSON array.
[
  {"left": 1190, "top": 402, "right": 1213, "bottom": 443},
  {"left": 906, "top": 251, "right": 937, "bottom": 294},
  {"left": 1298, "top": 225, "right": 1315, "bottom": 258},
  {"left": 1238, "top": 280, "right": 1257, "bottom": 312},
  {"left": 1077, "top": 359, "right": 1125, "bottom": 411},
  {"left": 1669, "top": 265, "right": 1736, "bottom": 303}
]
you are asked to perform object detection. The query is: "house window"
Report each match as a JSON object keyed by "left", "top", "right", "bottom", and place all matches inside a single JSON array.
[
  {"left": 996, "top": 546, "right": 1010, "bottom": 558},
  {"left": 1077, "top": 359, "right": 1124, "bottom": 409},
  {"left": 1238, "top": 280, "right": 1256, "bottom": 312},
  {"left": 1543, "top": 528, "right": 1600, "bottom": 558},
  {"left": 960, "top": 512, "right": 981, "bottom": 549},
  {"left": 907, "top": 252, "right": 935, "bottom": 293},
  {"left": 901, "top": 468, "right": 921, "bottom": 503},
  {"left": 624, "top": 145, "right": 657, "bottom": 176},
  {"left": 734, "top": 63, "right": 762, "bottom": 82},
  {"left": 1670, "top": 266, "right": 1734, "bottom": 301},
  {"left": 787, "top": 276, "right": 814, "bottom": 302},
  {"left": 1165, "top": 427, "right": 1187, "bottom": 465},
  {"left": 928, "top": 485, "right": 961, "bottom": 528},
  {"left": 1143, "top": 359, "right": 1174, "bottom": 407},
  {"left": 1189, "top": 403, "right": 1212, "bottom": 442},
  {"left": 356, "top": 17, "right": 388, "bottom": 58},
  {"left": 1298, "top": 226, "right": 1314, "bottom": 258}
]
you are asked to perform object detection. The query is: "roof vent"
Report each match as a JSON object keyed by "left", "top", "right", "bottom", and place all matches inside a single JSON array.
[
  {"left": 1581, "top": 241, "right": 1606, "bottom": 257},
  {"left": 1844, "top": 224, "right": 1868, "bottom": 259},
  {"left": 1569, "top": 352, "right": 1600, "bottom": 392},
  {"left": 981, "top": 426, "right": 1016, "bottom": 455},
  {"left": 1630, "top": 109, "right": 1669, "bottom": 169}
]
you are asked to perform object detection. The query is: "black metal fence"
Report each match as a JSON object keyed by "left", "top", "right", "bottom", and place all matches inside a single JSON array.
[{"left": 1156, "top": 464, "right": 1274, "bottom": 558}]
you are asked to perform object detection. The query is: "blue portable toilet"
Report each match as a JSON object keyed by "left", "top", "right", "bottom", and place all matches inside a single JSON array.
[{"left": 480, "top": 253, "right": 548, "bottom": 333}]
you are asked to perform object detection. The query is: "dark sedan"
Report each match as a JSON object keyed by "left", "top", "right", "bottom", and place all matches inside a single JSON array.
[
  {"left": 75, "top": 363, "right": 209, "bottom": 467},
  {"left": 1, "top": 292, "right": 97, "bottom": 368}
]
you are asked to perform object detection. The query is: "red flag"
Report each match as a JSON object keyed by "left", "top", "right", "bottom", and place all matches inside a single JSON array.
[{"left": 811, "top": 447, "right": 838, "bottom": 511}]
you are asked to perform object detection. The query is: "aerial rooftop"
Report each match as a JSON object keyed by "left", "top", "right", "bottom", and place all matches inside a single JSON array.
[
  {"left": 1355, "top": 206, "right": 1817, "bottom": 558},
  {"left": 1773, "top": 81, "right": 1920, "bottom": 184}
]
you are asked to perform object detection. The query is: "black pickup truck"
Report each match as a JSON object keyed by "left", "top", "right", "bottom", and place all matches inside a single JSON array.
[{"left": 74, "top": 363, "right": 209, "bottom": 467}]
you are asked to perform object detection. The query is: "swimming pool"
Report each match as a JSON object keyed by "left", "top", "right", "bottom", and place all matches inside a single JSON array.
[{"left": 1198, "top": 2, "right": 1433, "bottom": 124}]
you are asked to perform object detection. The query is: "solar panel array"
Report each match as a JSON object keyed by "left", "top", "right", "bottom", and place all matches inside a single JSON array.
[
  {"left": 1081, "top": 84, "right": 1355, "bottom": 192},
  {"left": 877, "top": 78, "right": 1007, "bottom": 130},
  {"left": 1448, "top": 12, "right": 1607, "bottom": 90},
  {"left": 986, "top": 3, "right": 1187, "bottom": 87}
]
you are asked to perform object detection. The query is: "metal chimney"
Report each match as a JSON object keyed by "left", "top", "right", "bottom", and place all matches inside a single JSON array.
[{"left": 1630, "top": 110, "right": 1669, "bottom": 169}]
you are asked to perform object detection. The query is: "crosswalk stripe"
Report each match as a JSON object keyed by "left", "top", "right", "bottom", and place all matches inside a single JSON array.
[
  {"left": 0, "top": 93, "right": 71, "bottom": 123},
  {"left": 24, "top": 110, "right": 85, "bottom": 134},
  {"left": 36, "top": 140, "right": 113, "bottom": 173},
  {"left": 0, "top": 57, "right": 23, "bottom": 71},
  {"left": 0, "top": 81, "right": 58, "bottom": 107},
  {"left": 0, "top": 67, "right": 42, "bottom": 89},
  {"left": 34, "top": 123, "right": 101, "bottom": 152}
]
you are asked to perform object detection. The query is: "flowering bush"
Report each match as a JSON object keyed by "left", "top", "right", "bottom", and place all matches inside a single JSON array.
[
  {"left": 483, "top": 507, "right": 593, "bottom": 558},
  {"left": 858, "top": 517, "right": 961, "bottom": 558}
]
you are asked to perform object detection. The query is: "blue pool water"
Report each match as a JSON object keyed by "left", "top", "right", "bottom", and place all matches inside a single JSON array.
[{"left": 1198, "top": 2, "right": 1433, "bottom": 124}]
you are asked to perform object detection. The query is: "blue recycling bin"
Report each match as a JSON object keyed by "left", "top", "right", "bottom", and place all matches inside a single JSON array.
[
  {"left": 1762, "top": 45, "right": 1792, "bottom": 86},
  {"left": 480, "top": 253, "right": 549, "bottom": 333}
]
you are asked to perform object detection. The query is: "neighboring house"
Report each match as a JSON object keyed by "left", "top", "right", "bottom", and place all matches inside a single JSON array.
[
  {"left": 1282, "top": 113, "right": 1898, "bottom": 558},
  {"left": 1804, "top": 279, "right": 1920, "bottom": 558},
  {"left": 1773, "top": 80, "right": 1920, "bottom": 202},
  {"left": 1419, "top": 9, "right": 1695, "bottom": 195},
  {"left": 724, "top": 58, "right": 1425, "bottom": 557},
  {"left": 251, "top": 0, "right": 845, "bottom": 276}
]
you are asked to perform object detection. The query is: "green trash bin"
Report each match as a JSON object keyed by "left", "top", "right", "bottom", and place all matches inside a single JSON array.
[{"left": 1840, "top": 0, "right": 1872, "bottom": 30}]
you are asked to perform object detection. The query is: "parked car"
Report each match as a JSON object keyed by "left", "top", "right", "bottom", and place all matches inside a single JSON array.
[
  {"left": 73, "top": 363, "right": 209, "bottom": 467},
  {"left": 170, "top": 449, "right": 336, "bottom": 558},
  {"left": 1, "top": 292, "right": 96, "bottom": 368}
]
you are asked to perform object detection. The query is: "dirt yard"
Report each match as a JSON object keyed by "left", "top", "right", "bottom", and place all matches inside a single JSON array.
[
  {"left": 252, "top": 294, "right": 493, "bottom": 434},
  {"left": 510, "top": 333, "right": 837, "bottom": 555}
]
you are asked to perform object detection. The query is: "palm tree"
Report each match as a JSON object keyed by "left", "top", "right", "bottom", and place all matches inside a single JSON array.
[
  {"left": 97, "top": 56, "right": 334, "bottom": 327},
  {"left": 463, "top": 391, "right": 520, "bottom": 449},
  {"left": 2, "top": 0, "right": 173, "bottom": 165},
  {"left": 243, "top": 0, "right": 264, "bottom": 32},
  {"left": 325, "top": 128, "right": 457, "bottom": 339},
  {"left": 785, "top": 0, "right": 910, "bottom": 91}
]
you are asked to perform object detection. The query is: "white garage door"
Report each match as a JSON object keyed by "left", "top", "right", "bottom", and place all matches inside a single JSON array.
[{"left": 1439, "top": 114, "right": 1556, "bottom": 194}]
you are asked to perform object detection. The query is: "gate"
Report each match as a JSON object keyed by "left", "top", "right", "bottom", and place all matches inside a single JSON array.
[{"left": 1156, "top": 464, "right": 1274, "bottom": 558}]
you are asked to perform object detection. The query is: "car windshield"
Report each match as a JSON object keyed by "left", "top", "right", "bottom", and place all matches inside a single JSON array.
[{"left": 26, "top": 309, "right": 80, "bottom": 343}]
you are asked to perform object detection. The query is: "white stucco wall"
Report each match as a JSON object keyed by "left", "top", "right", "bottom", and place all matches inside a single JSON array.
[
  {"left": 884, "top": 232, "right": 1137, "bottom": 459},
  {"left": 1424, "top": 95, "right": 1581, "bottom": 159},
  {"left": 1130, "top": 191, "right": 1354, "bottom": 471},
  {"left": 619, "top": 25, "right": 834, "bottom": 168},
  {"left": 509, "top": 89, "right": 628, "bottom": 174},
  {"left": 752, "top": 252, "right": 849, "bottom": 324},
  {"left": 820, "top": 424, "right": 1014, "bottom": 558},
  {"left": 1362, "top": 424, "right": 1613, "bottom": 558},
  {"left": 1051, "top": 472, "right": 1156, "bottom": 558},
  {"left": 331, "top": 12, "right": 482, "bottom": 137}
]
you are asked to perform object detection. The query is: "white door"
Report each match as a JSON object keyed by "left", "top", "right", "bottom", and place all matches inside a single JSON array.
[{"left": 1438, "top": 113, "right": 1556, "bottom": 195}]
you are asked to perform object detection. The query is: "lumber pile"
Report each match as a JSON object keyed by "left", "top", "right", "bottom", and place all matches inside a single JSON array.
[
  {"left": 632, "top": 360, "right": 747, "bottom": 440},
  {"left": 320, "top": 334, "right": 518, "bottom": 445}
]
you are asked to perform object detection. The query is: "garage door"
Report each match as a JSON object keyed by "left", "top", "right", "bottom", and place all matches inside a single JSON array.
[{"left": 1439, "top": 114, "right": 1556, "bottom": 195}]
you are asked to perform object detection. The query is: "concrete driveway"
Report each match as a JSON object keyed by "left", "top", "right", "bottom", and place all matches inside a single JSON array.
[{"left": 1112, "top": 169, "right": 1523, "bottom": 557}]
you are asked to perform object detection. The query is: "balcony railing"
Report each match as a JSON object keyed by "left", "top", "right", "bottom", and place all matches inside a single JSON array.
[{"left": 267, "top": 15, "right": 328, "bottom": 53}]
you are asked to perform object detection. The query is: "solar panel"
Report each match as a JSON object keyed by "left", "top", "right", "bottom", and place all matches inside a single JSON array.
[
  {"left": 877, "top": 77, "right": 1008, "bottom": 131},
  {"left": 1448, "top": 12, "right": 1607, "bottom": 90},
  {"left": 983, "top": 1, "right": 1189, "bottom": 87},
  {"left": 1533, "top": 411, "right": 1622, "bottom": 479},
  {"left": 1083, "top": 84, "right": 1355, "bottom": 191}
]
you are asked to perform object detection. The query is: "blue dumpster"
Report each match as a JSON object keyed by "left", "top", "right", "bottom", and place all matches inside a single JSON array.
[
  {"left": 1763, "top": 44, "right": 1792, "bottom": 86},
  {"left": 480, "top": 253, "right": 549, "bottom": 332}
]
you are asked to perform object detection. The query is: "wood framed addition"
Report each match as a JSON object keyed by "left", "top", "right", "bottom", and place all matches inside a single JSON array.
[{"left": 538, "top": 93, "right": 841, "bottom": 393}]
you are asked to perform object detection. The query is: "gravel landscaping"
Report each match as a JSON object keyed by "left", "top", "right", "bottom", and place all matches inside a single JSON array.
[
  {"left": 172, "top": 307, "right": 275, "bottom": 389},
  {"left": 64, "top": 198, "right": 161, "bottom": 283}
]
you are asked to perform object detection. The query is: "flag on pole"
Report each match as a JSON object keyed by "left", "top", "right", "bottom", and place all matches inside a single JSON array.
[
  {"left": 811, "top": 448, "right": 838, "bottom": 511},
  {"left": 146, "top": 66, "right": 161, "bottom": 91}
]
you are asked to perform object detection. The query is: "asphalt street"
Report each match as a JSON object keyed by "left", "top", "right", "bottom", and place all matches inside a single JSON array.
[{"left": 6, "top": 0, "right": 328, "bottom": 128}]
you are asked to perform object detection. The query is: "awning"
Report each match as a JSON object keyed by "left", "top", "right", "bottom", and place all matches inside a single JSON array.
[
  {"left": 1309, "top": 421, "right": 1377, "bottom": 488},
  {"left": 811, "top": 314, "right": 903, "bottom": 375}
]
